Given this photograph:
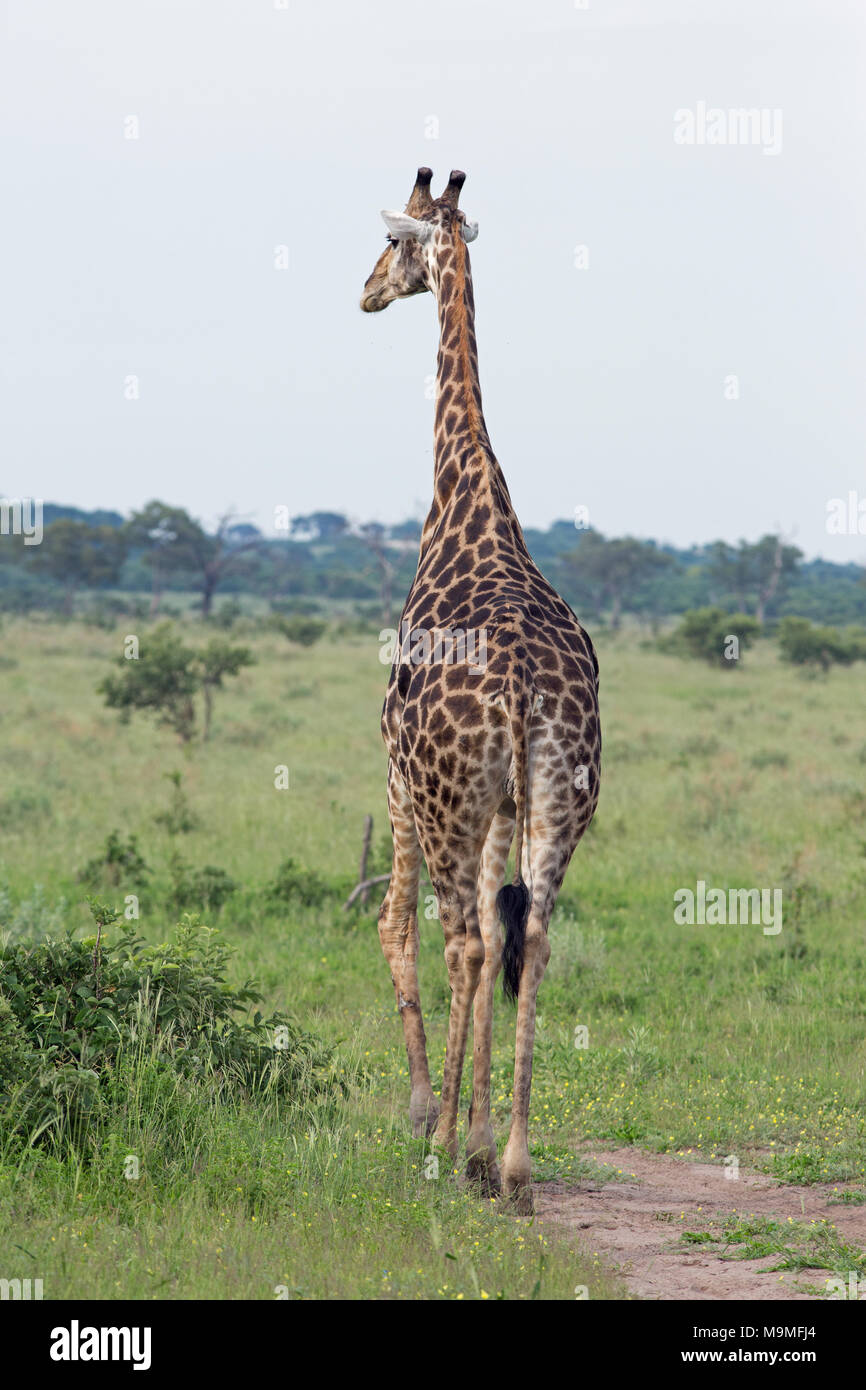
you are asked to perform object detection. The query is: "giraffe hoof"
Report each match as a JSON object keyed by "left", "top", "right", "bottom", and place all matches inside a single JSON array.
[
  {"left": 502, "top": 1181, "right": 534, "bottom": 1216},
  {"left": 465, "top": 1152, "right": 501, "bottom": 1198}
]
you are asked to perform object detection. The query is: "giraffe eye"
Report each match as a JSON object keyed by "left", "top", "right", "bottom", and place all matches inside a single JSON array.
[{"left": 386, "top": 235, "right": 399, "bottom": 248}]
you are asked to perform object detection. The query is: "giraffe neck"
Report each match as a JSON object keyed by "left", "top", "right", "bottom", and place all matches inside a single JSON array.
[
  {"left": 417, "top": 233, "right": 519, "bottom": 557},
  {"left": 433, "top": 234, "right": 491, "bottom": 462}
]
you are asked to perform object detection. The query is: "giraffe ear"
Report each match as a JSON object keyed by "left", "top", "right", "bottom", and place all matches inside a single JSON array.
[
  {"left": 461, "top": 219, "right": 479, "bottom": 243},
  {"left": 380, "top": 209, "right": 433, "bottom": 243}
]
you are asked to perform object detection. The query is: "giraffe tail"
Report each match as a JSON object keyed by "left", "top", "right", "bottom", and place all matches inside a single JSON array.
[{"left": 498, "top": 691, "right": 532, "bottom": 1002}]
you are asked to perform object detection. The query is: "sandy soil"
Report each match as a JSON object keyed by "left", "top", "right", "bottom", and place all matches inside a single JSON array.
[{"left": 534, "top": 1147, "right": 866, "bottom": 1300}]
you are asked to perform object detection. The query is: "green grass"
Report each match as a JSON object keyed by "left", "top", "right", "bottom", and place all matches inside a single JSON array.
[
  {"left": 680, "top": 1212, "right": 866, "bottom": 1279},
  {"left": 1, "top": 614, "right": 865, "bottom": 1297}
]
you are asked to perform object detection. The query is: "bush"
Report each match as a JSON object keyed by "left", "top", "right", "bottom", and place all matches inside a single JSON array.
[
  {"left": 0, "top": 911, "right": 346, "bottom": 1155},
  {"left": 168, "top": 854, "right": 237, "bottom": 913},
  {"left": 77, "top": 831, "right": 151, "bottom": 891},
  {"left": 99, "top": 623, "right": 199, "bottom": 741},
  {"left": 265, "top": 857, "right": 335, "bottom": 908},
  {"left": 153, "top": 770, "right": 199, "bottom": 834},
  {"left": 777, "top": 616, "right": 866, "bottom": 672},
  {"left": 269, "top": 598, "right": 322, "bottom": 618},
  {"left": 271, "top": 616, "right": 327, "bottom": 647},
  {"left": 664, "top": 607, "right": 760, "bottom": 666},
  {"left": 82, "top": 595, "right": 150, "bottom": 629},
  {"left": 212, "top": 597, "right": 243, "bottom": 628}
]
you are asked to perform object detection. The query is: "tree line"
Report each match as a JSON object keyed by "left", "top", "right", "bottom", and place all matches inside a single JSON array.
[{"left": 0, "top": 500, "right": 864, "bottom": 629}]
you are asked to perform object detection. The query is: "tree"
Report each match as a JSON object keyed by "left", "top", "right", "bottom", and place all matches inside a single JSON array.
[
  {"left": 124, "top": 503, "right": 263, "bottom": 618},
  {"left": 707, "top": 535, "right": 802, "bottom": 623},
  {"left": 358, "top": 522, "right": 396, "bottom": 625},
  {"left": 289, "top": 512, "right": 349, "bottom": 542},
  {"left": 124, "top": 501, "right": 198, "bottom": 617},
  {"left": 562, "top": 530, "right": 673, "bottom": 629},
  {"left": 389, "top": 518, "right": 423, "bottom": 542},
  {"left": 99, "top": 623, "right": 254, "bottom": 743},
  {"left": 198, "top": 635, "right": 256, "bottom": 740},
  {"left": 37, "top": 520, "right": 127, "bottom": 614},
  {"left": 195, "top": 515, "right": 264, "bottom": 619}
]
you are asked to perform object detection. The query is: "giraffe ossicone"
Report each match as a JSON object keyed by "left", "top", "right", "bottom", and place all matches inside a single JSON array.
[{"left": 361, "top": 167, "right": 601, "bottom": 1214}]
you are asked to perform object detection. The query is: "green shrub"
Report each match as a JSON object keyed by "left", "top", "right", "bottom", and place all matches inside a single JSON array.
[
  {"left": 271, "top": 616, "right": 327, "bottom": 647},
  {"left": 0, "top": 911, "right": 346, "bottom": 1155},
  {"left": 167, "top": 853, "right": 237, "bottom": 913},
  {"left": 82, "top": 595, "right": 150, "bottom": 629},
  {"left": 777, "top": 616, "right": 866, "bottom": 672},
  {"left": 77, "top": 831, "right": 151, "bottom": 891},
  {"left": 212, "top": 597, "right": 243, "bottom": 628},
  {"left": 269, "top": 598, "right": 322, "bottom": 618},
  {"left": 664, "top": 607, "right": 760, "bottom": 666},
  {"left": 153, "top": 770, "right": 199, "bottom": 834},
  {"left": 265, "top": 857, "right": 335, "bottom": 907}
]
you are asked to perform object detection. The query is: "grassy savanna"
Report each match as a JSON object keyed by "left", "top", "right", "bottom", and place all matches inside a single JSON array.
[{"left": 1, "top": 613, "right": 865, "bottom": 1299}]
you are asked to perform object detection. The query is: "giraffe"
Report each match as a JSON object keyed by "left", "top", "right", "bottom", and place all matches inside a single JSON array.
[{"left": 360, "top": 168, "right": 601, "bottom": 1214}]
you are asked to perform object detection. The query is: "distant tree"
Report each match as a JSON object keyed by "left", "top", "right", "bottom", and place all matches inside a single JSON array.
[
  {"left": 99, "top": 623, "right": 254, "bottom": 743},
  {"left": 563, "top": 530, "right": 674, "bottom": 629},
  {"left": 125, "top": 503, "right": 263, "bottom": 618},
  {"left": 358, "top": 522, "right": 396, "bottom": 625},
  {"left": 704, "top": 541, "right": 752, "bottom": 612},
  {"left": 125, "top": 501, "right": 199, "bottom": 616},
  {"left": 389, "top": 518, "right": 423, "bottom": 542},
  {"left": 42, "top": 504, "right": 125, "bottom": 528},
  {"left": 37, "top": 520, "right": 127, "bottom": 614},
  {"left": 195, "top": 514, "right": 264, "bottom": 618},
  {"left": 707, "top": 535, "right": 802, "bottom": 622},
  {"left": 289, "top": 512, "right": 349, "bottom": 542}
]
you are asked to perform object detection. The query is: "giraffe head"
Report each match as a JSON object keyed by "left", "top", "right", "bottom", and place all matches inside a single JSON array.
[{"left": 360, "top": 167, "right": 479, "bottom": 313}]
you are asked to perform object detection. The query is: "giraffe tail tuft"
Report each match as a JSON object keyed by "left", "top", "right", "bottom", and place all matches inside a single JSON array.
[
  {"left": 498, "top": 881, "right": 531, "bottom": 1003},
  {"left": 499, "top": 684, "right": 533, "bottom": 1002}
]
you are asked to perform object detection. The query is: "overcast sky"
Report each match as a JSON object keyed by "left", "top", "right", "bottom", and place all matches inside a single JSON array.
[{"left": 3, "top": 0, "right": 864, "bottom": 562}]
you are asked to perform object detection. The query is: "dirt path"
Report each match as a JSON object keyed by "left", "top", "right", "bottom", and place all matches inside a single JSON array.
[{"left": 535, "top": 1148, "right": 866, "bottom": 1300}]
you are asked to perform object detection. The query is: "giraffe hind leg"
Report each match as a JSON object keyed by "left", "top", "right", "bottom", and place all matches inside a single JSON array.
[
  {"left": 422, "top": 833, "right": 491, "bottom": 1163},
  {"left": 378, "top": 761, "right": 439, "bottom": 1138},
  {"left": 465, "top": 808, "right": 515, "bottom": 1196},
  {"left": 501, "top": 819, "right": 577, "bottom": 1215}
]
